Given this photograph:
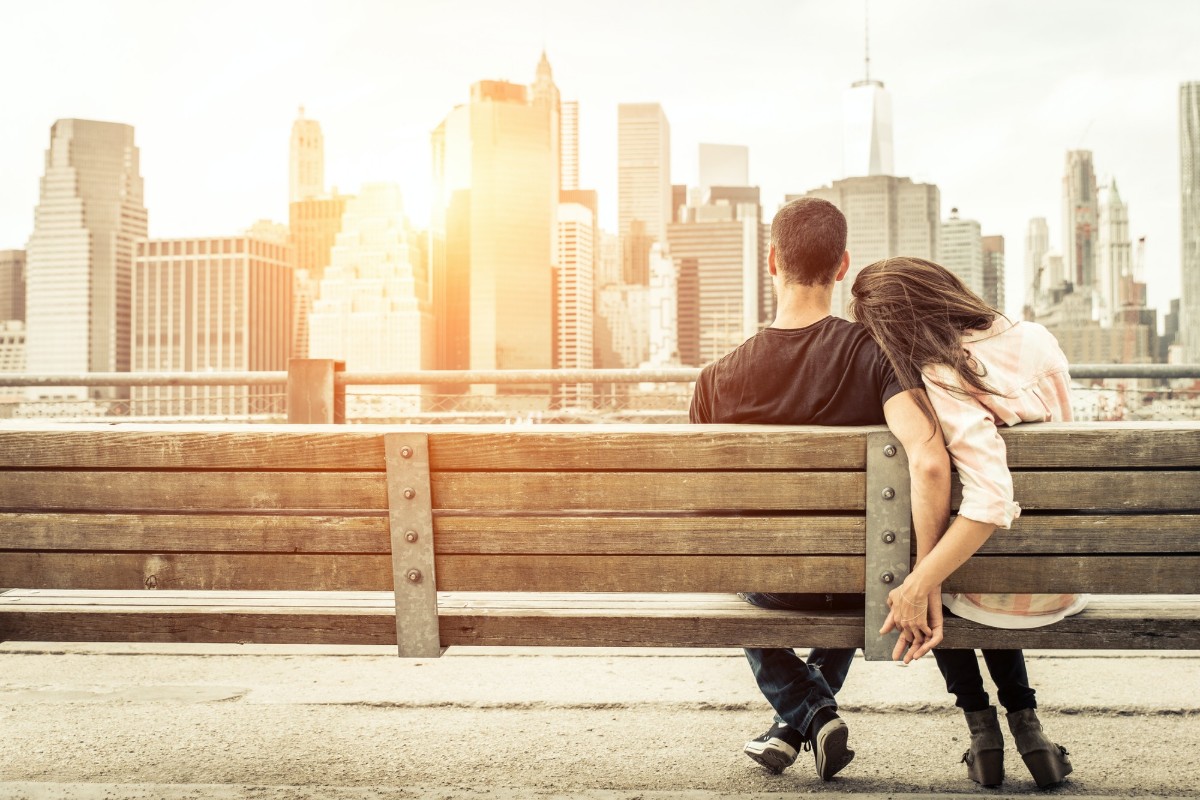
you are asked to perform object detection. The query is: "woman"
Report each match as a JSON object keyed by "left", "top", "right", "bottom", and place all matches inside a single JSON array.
[{"left": 849, "top": 257, "right": 1084, "bottom": 789}]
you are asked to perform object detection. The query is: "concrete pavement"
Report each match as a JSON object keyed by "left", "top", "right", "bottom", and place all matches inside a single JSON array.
[{"left": 1, "top": 643, "right": 1197, "bottom": 798}]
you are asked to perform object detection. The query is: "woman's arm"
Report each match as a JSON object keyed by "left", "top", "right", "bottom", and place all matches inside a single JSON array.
[{"left": 882, "top": 389, "right": 952, "bottom": 661}]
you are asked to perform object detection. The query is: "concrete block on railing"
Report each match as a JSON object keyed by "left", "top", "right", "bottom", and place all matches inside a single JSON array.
[{"left": 287, "top": 359, "right": 345, "bottom": 424}]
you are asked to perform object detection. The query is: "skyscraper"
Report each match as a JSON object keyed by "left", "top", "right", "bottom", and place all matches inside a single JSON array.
[
  {"left": 432, "top": 80, "right": 555, "bottom": 380},
  {"left": 0, "top": 250, "right": 25, "bottom": 322},
  {"left": 561, "top": 100, "right": 580, "bottom": 192},
  {"left": 618, "top": 103, "right": 671, "bottom": 284},
  {"left": 25, "top": 119, "right": 147, "bottom": 394},
  {"left": 131, "top": 231, "right": 292, "bottom": 416},
  {"left": 942, "top": 208, "right": 984, "bottom": 297},
  {"left": 699, "top": 143, "right": 749, "bottom": 193},
  {"left": 842, "top": 26, "right": 894, "bottom": 178},
  {"left": 801, "top": 176, "right": 940, "bottom": 317},
  {"left": 1098, "top": 179, "right": 1132, "bottom": 325},
  {"left": 289, "top": 107, "right": 324, "bottom": 203},
  {"left": 531, "top": 51, "right": 562, "bottom": 208},
  {"left": 667, "top": 199, "right": 763, "bottom": 365},
  {"left": 309, "top": 183, "right": 431, "bottom": 417},
  {"left": 555, "top": 199, "right": 595, "bottom": 407},
  {"left": 1024, "top": 217, "right": 1050, "bottom": 311},
  {"left": 289, "top": 192, "right": 351, "bottom": 359},
  {"left": 1063, "top": 150, "right": 1099, "bottom": 294},
  {"left": 1180, "top": 82, "right": 1200, "bottom": 361},
  {"left": 982, "top": 235, "right": 1005, "bottom": 312}
]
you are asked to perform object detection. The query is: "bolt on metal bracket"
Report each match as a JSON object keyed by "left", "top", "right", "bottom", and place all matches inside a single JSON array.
[
  {"left": 385, "top": 432, "right": 443, "bottom": 658},
  {"left": 864, "top": 431, "right": 913, "bottom": 661}
]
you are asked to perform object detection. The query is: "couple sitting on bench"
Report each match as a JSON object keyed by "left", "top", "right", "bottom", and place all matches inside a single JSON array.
[{"left": 690, "top": 197, "right": 1079, "bottom": 788}]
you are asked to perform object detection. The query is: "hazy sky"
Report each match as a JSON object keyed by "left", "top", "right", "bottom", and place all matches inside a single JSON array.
[{"left": 1, "top": 0, "right": 1197, "bottom": 318}]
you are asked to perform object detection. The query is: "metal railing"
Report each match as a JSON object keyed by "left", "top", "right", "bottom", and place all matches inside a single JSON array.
[{"left": 2, "top": 362, "right": 1199, "bottom": 424}]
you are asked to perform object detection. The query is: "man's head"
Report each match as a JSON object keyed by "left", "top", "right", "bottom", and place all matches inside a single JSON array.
[{"left": 769, "top": 197, "right": 848, "bottom": 286}]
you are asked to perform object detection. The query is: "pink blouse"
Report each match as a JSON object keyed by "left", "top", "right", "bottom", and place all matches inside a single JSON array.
[{"left": 922, "top": 318, "right": 1087, "bottom": 629}]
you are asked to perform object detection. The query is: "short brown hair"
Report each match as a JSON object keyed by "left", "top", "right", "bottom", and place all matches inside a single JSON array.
[{"left": 770, "top": 197, "right": 847, "bottom": 286}]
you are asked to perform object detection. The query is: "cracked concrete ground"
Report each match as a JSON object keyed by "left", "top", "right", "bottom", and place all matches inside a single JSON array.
[{"left": 1, "top": 644, "right": 1197, "bottom": 798}]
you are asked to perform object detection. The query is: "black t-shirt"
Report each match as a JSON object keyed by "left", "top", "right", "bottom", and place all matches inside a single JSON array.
[{"left": 689, "top": 316, "right": 904, "bottom": 425}]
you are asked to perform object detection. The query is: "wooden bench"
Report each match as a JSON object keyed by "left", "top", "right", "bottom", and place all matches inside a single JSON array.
[{"left": 1, "top": 421, "right": 1198, "bottom": 660}]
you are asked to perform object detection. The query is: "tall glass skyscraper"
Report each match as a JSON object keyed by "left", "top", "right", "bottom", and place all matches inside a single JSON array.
[
  {"left": 24, "top": 119, "right": 147, "bottom": 396},
  {"left": 1063, "top": 149, "right": 1099, "bottom": 294}
]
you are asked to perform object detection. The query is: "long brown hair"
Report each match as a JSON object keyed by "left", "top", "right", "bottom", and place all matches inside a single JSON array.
[{"left": 849, "top": 256, "right": 1007, "bottom": 426}]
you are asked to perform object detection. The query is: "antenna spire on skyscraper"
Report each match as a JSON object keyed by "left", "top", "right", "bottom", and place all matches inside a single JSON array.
[{"left": 864, "top": 0, "right": 870, "bottom": 82}]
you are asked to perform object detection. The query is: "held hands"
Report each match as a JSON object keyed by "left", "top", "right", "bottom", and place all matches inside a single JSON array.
[{"left": 879, "top": 578, "right": 944, "bottom": 663}]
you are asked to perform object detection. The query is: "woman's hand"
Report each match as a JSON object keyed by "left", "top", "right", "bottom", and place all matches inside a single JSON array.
[{"left": 879, "top": 577, "right": 943, "bottom": 663}]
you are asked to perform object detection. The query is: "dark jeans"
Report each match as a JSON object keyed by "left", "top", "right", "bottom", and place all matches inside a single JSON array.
[
  {"left": 740, "top": 592, "right": 862, "bottom": 737},
  {"left": 934, "top": 648, "right": 1037, "bottom": 713}
]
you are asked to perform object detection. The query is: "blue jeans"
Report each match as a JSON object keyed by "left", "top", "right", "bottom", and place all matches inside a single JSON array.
[{"left": 740, "top": 592, "right": 860, "bottom": 737}]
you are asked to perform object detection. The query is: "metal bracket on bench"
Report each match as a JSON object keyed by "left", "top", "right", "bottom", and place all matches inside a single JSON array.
[
  {"left": 864, "top": 431, "right": 913, "bottom": 661},
  {"left": 385, "top": 433, "right": 444, "bottom": 658}
]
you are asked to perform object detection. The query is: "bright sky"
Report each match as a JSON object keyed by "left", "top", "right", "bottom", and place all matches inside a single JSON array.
[{"left": 1, "top": 0, "right": 1198, "bottom": 319}]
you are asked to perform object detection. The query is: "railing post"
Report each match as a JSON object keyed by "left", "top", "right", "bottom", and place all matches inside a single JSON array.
[
  {"left": 287, "top": 359, "right": 345, "bottom": 424},
  {"left": 864, "top": 431, "right": 913, "bottom": 661}
]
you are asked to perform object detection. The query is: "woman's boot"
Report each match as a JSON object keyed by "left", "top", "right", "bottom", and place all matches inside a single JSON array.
[
  {"left": 962, "top": 706, "right": 1005, "bottom": 787},
  {"left": 1006, "top": 708, "right": 1072, "bottom": 788}
]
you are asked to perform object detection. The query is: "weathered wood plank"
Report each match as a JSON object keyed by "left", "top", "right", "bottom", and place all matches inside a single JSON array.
[
  {"left": 2, "top": 592, "right": 1197, "bottom": 650},
  {"left": 0, "top": 513, "right": 389, "bottom": 553},
  {"left": 0, "top": 427, "right": 387, "bottom": 471},
  {"left": 946, "top": 556, "right": 1200, "bottom": 593},
  {"left": 999, "top": 473, "right": 1198, "bottom": 512},
  {"left": 978, "top": 515, "right": 1200, "bottom": 554},
  {"left": 0, "top": 553, "right": 864, "bottom": 593},
  {"left": 0, "top": 471, "right": 862, "bottom": 513},
  {"left": 7, "top": 512, "right": 1197, "bottom": 556},
  {"left": 432, "top": 472, "right": 865, "bottom": 512},
  {"left": 0, "top": 472, "right": 387, "bottom": 512},
  {"left": 999, "top": 422, "right": 1200, "bottom": 468},
  {"left": 432, "top": 516, "right": 866, "bottom": 555},
  {"left": 0, "top": 424, "right": 874, "bottom": 471},
  {"left": 1, "top": 422, "right": 1197, "bottom": 470}
]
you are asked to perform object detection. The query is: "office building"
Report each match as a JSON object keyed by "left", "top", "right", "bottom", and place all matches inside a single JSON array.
[
  {"left": 1063, "top": 150, "right": 1099, "bottom": 294},
  {"left": 982, "top": 235, "right": 1005, "bottom": 312},
  {"left": 1098, "top": 179, "right": 1132, "bottom": 325},
  {"left": 667, "top": 199, "right": 763, "bottom": 365},
  {"left": 941, "top": 209, "right": 984, "bottom": 297},
  {"left": 595, "top": 283, "right": 648, "bottom": 368},
  {"left": 0, "top": 321, "right": 23, "bottom": 373},
  {"left": 800, "top": 176, "right": 940, "bottom": 317},
  {"left": 554, "top": 199, "right": 595, "bottom": 407},
  {"left": 645, "top": 243, "right": 678, "bottom": 368},
  {"left": 1024, "top": 218, "right": 1049, "bottom": 312},
  {"left": 24, "top": 119, "right": 147, "bottom": 397},
  {"left": 0, "top": 250, "right": 24, "bottom": 322},
  {"left": 1180, "top": 82, "right": 1200, "bottom": 360},
  {"left": 289, "top": 192, "right": 350, "bottom": 358},
  {"left": 289, "top": 107, "right": 324, "bottom": 203},
  {"left": 131, "top": 232, "right": 292, "bottom": 416},
  {"left": 431, "top": 80, "right": 555, "bottom": 385},
  {"left": 561, "top": 100, "right": 579, "bottom": 192},
  {"left": 309, "top": 183, "right": 431, "bottom": 418},
  {"left": 618, "top": 103, "right": 671, "bottom": 284},
  {"left": 699, "top": 143, "right": 749, "bottom": 193}
]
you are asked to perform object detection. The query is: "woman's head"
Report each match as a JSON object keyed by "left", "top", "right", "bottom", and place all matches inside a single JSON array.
[{"left": 850, "top": 256, "right": 1004, "bottom": 422}]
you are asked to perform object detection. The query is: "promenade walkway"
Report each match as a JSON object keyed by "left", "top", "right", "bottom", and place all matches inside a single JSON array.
[{"left": 2, "top": 644, "right": 1197, "bottom": 798}]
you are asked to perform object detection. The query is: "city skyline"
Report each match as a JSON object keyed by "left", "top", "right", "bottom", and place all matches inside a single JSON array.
[{"left": 0, "top": 1, "right": 1198, "bottom": 321}]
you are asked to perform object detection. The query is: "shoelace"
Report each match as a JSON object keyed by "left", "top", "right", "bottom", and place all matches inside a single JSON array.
[{"left": 802, "top": 741, "right": 813, "bottom": 753}]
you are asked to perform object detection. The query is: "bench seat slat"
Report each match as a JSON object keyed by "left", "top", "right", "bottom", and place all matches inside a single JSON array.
[{"left": 2, "top": 591, "right": 1197, "bottom": 650}]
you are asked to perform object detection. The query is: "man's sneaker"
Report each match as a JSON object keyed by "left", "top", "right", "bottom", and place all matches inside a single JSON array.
[
  {"left": 811, "top": 715, "right": 854, "bottom": 781},
  {"left": 743, "top": 721, "right": 807, "bottom": 774}
]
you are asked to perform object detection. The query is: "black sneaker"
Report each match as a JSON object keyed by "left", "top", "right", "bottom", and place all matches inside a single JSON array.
[
  {"left": 743, "top": 721, "right": 807, "bottom": 774},
  {"left": 811, "top": 715, "right": 854, "bottom": 781}
]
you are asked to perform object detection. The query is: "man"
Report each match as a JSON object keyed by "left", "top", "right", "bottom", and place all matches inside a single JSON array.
[{"left": 689, "top": 197, "right": 950, "bottom": 780}]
